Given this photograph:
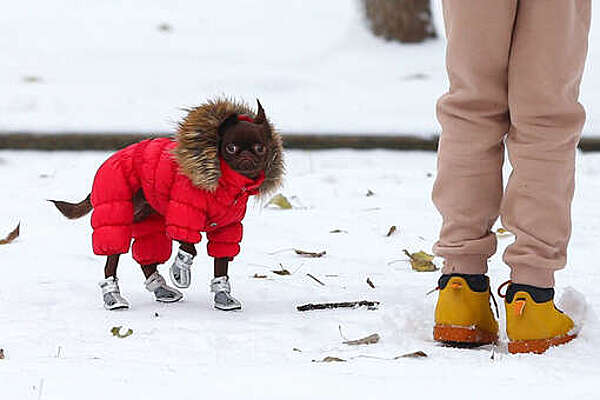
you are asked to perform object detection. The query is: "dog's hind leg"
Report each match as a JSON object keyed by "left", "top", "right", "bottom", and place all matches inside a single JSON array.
[
  {"left": 99, "top": 254, "right": 130, "bottom": 310},
  {"left": 142, "top": 264, "right": 183, "bottom": 303},
  {"left": 104, "top": 254, "right": 120, "bottom": 278}
]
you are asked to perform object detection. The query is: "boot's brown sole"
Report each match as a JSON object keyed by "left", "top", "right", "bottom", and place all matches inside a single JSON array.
[
  {"left": 434, "top": 325, "right": 498, "bottom": 346},
  {"left": 508, "top": 334, "right": 576, "bottom": 354}
]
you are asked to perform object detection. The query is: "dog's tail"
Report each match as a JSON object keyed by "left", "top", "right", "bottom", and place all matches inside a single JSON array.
[{"left": 49, "top": 194, "right": 93, "bottom": 219}]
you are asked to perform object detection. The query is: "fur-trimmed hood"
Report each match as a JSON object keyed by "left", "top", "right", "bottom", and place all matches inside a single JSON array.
[{"left": 173, "top": 98, "right": 284, "bottom": 198}]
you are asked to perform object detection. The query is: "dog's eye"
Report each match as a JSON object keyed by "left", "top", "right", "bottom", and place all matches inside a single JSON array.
[
  {"left": 225, "top": 144, "right": 238, "bottom": 154},
  {"left": 253, "top": 144, "right": 266, "bottom": 155}
]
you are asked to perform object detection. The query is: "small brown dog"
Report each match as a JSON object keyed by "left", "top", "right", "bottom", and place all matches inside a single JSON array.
[{"left": 52, "top": 98, "right": 284, "bottom": 310}]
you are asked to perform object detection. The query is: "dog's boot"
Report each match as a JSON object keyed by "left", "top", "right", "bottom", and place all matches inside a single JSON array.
[
  {"left": 145, "top": 272, "right": 183, "bottom": 303},
  {"left": 501, "top": 282, "right": 576, "bottom": 354},
  {"left": 99, "top": 276, "right": 130, "bottom": 310},
  {"left": 433, "top": 274, "right": 499, "bottom": 346},
  {"left": 211, "top": 276, "right": 242, "bottom": 311},
  {"left": 169, "top": 249, "right": 194, "bottom": 289}
]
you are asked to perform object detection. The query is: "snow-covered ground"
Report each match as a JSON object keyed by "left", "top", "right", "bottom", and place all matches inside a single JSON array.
[
  {"left": 2, "top": 0, "right": 599, "bottom": 136},
  {"left": 1, "top": 149, "right": 599, "bottom": 399}
]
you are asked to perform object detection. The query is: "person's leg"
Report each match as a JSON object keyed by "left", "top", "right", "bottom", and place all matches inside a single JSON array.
[
  {"left": 501, "top": 0, "right": 590, "bottom": 353},
  {"left": 503, "top": 0, "right": 591, "bottom": 288},
  {"left": 433, "top": 0, "right": 517, "bottom": 274},
  {"left": 432, "top": 0, "right": 518, "bottom": 345}
]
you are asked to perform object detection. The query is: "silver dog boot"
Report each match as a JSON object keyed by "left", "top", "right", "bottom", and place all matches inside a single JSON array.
[
  {"left": 99, "top": 276, "right": 130, "bottom": 310},
  {"left": 145, "top": 272, "right": 183, "bottom": 303},
  {"left": 211, "top": 276, "right": 242, "bottom": 311},
  {"left": 169, "top": 249, "right": 194, "bottom": 289}
]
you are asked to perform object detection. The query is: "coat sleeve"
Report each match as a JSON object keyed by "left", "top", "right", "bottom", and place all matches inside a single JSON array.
[
  {"left": 165, "top": 176, "right": 207, "bottom": 244},
  {"left": 206, "top": 221, "right": 243, "bottom": 260}
]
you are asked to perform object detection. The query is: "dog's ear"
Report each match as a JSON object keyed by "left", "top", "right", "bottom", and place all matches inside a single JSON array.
[
  {"left": 254, "top": 99, "right": 266, "bottom": 125},
  {"left": 218, "top": 113, "right": 239, "bottom": 137},
  {"left": 254, "top": 99, "right": 272, "bottom": 139}
]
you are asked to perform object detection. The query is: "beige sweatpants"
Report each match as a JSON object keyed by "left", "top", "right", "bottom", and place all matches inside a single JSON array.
[{"left": 433, "top": 0, "right": 591, "bottom": 287}]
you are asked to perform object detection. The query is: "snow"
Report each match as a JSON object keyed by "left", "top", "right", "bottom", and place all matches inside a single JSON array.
[
  {"left": 1, "top": 149, "right": 599, "bottom": 399},
  {"left": 2, "top": 0, "right": 599, "bottom": 136}
]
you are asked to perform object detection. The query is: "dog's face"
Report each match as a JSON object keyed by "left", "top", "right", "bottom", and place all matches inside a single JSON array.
[{"left": 218, "top": 101, "right": 272, "bottom": 179}]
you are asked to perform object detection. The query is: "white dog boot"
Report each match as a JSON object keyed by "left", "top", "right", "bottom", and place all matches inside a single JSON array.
[
  {"left": 169, "top": 249, "right": 194, "bottom": 289},
  {"left": 99, "top": 276, "right": 130, "bottom": 310},
  {"left": 145, "top": 272, "right": 183, "bottom": 303},
  {"left": 211, "top": 276, "right": 242, "bottom": 311}
]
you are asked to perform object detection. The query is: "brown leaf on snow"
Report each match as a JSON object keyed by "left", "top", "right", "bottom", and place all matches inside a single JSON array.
[
  {"left": 111, "top": 326, "right": 133, "bottom": 338},
  {"left": 0, "top": 349, "right": 4, "bottom": 359},
  {"left": 0, "top": 223, "right": 20, "bottom": 245},
  {"left": 23, "top": 76, "right": 43, "bottom": 83},
  {"left": 266, "top": 193, "right": 293, "bottom": 209},
  {"left": 315, "top": 356, "right": 346, "bottom": 363},
  {"left": 394, "top": 350, "right": 428, "bottom": 359},
  {"left": 366, "top": 189, "right": 375, "bottom": 197},
  {"left": 157, "top": 23, "right": 173, "bottom": 33},
  {"left": 252, "top": 273, "right": 267, "bottom": 279},
  {"left": 272, "top": 264, "right": 291, "bottom": 276},
  {"left": 366, "top": 277, "right": 375, "bottom": 288},
  {"left": 403, "top": 249, "right": 438, "bottom": 272},
  {"left": 329, "top": 229, "right": 348, "bottom": 234},
  {"left": 386, "top": 225, "right": 397, "bottom": 237},
  {"left": 343, "top": 333, "right": 380, "bottom": 346},
  {"left": 295, "top": 249, "right": 326, "bottom": 258}
]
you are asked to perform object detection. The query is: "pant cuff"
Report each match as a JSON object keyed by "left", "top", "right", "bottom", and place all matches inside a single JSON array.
[
  {"left": 442, "top": 255, "right": 488, "bottom": 275},
  {"left": 510, "top": 266, "right": 555, "bottom": 288}
]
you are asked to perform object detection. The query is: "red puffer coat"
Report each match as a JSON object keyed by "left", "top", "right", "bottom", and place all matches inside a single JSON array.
[{"left": 90, "top": 99, "right": 284, "bottom": 265}]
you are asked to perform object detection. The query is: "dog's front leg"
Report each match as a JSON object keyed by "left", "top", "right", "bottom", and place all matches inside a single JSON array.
[
  {"left": 211, "top": 257, "right": 241, "bottom": 311},
  {"left": 169, "top": 241, "right": 196, "bottom": 288},
  {"left": 214, "top": 257, "right": 229, "bottom": 278}
]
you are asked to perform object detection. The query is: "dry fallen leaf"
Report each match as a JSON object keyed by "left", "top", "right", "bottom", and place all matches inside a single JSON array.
[
  {"left": 253, "top": 273, "right": 267, "bottom": 279},
  {"left": 330, "top": 229, "right": 348, "bottom": 234},
  {"left": 343, "top": 333, "right": 380, "bottom": 346},
  {"left": 0, "top": 223, "right": 20, "bottom": 245},
  {"left": 394, "top": 350, "right": 428, "bottom": 359},
  {"left": 403, "top": 249, "right": 438, "bottom": 272},
  {"left": 366, "top": 189, "right": 375, "bottom": 197},
  {"left": 272, "top": 264, "right": 291, "bottom": 276},
  {"left": 366, "top": 277, "right": 375, "bottom": 289},
  {"left": 293, "top": 348, "right": 302, "bottom": 352},
  {"left": 157, "top": 23, "right": 173, "bottom": 32},
  {"left": 111, "top": 326, "right": 133, "bottom": 338},
  {"left": 266, "top": 194, "right": 292, "bottom": 209},
  {"left": 23, "top": 76, "right": 43, "bottom": 83},
  {"left": 295, "top": 249, "right": 326, "bottom": 258},
  {"left": 0, "top": 349, "right": 4, "bottom": 359},
  {"left": 386, "top": 225, "right": 397, "bottom": 237},
  {"left": 315, "top": 356, "right": 346, "bottom": 363}
]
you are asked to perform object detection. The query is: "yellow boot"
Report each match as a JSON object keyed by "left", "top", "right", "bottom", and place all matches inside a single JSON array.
[
  {"left": 434, "top": 274, "right": 499, "bottom": 345},
  {"left": 501, "top": 282, "right": 576, "bottom": 354}
]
